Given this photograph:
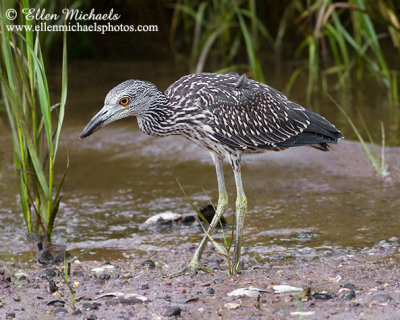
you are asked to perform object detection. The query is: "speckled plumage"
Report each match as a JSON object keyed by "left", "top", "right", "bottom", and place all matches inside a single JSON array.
[
  {"left": 80, "top": 72, "right": 343, "bottom": 275},
  {"left": 153, "top": 72, "right": 342, "bottom": 156}
]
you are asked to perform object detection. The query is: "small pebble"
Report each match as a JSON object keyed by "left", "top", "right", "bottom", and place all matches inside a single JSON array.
[
  {"left": 164, "top": 306, "right": 181, "bottom": 317},
  {"left": 48, "top": 279, "right": 58, "bottom": 293},
  {"left": 224, "top": 303, "right": 239, "bottom": 310},
  {"left": 35, "top": 249, "right": 54, "bottom": 265},
  {"left": 341, "top": 290, "right": 356, "bottom": 300},
  {"left": 72, "top": 271, "right": 84, "bottom": 277},
  {"left": 371, "top": 294, "right": 393, "bottom": 302},
  {"left": 54, "top": 308, "right": 68, "bottom": 314},
  {"left": 14, "top": 272, "right": 28, "bottom": 280},
  {"left": 99, "top": 273, "right": 111, "bottom": 280},
  {"left": 87, "top": 314, "right": 98, "bottom": 320},
  {"left": 312, "top": 292, "right": 333, "bottom": 300},
  {"left": 142, "top": 284, "right": 150, "bottom": 290},
  {"left": 205, "top": 287, "right": 215, "bottom": 295},
  {"left": 6, "top": 313, "right": 16, "bottom": 319},
  {"left": 141, "top": 260, "right": 156, "bottom": 269},
  {"left": 39, "top": 268, "right": 58, "bottom": 279},
  {"left": 53, "top": 251, "right": 72, "bottom": 264}
]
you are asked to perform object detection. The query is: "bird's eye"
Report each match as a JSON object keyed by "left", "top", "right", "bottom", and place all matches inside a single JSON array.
[{"left": 119, "top": 97, "right": 130, "bottom": 106}]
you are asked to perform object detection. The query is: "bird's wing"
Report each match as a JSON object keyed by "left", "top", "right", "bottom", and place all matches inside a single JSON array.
[{"left": 202, "top": 85, "right": 312, "bottom": 150}]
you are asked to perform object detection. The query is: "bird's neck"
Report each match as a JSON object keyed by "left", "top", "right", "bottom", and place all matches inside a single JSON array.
[{"left": 136, "top": 93, "right": 178, "bottom": 136}]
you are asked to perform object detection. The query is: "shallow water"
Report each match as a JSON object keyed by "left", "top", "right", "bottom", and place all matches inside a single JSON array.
[{"left": 0, "top": 60, "right": 399, "bottom": 265}]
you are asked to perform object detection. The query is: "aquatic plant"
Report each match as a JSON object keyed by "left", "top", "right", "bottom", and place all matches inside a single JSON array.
[
  {"left": 170, "top": 0, "right": 265, "bottom": 81},
  {"left": 176, "top": 180, "right": 235, "bottom": 275},
  {"left": 329, "top": 95, "right": 388, "bottom": 176},
  {"left": 171, "top": 0, "right": 399, "bottom": 105},
  {"left": 290, "top": 0, "right": 399, "bottom": 104},
  {"left": 0, "top": 0, "right": 68, "bottom": 242}
]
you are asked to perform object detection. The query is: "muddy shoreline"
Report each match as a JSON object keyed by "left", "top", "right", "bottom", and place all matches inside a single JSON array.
[{"left": 1, "top": 238, "right": 399, "bottom": 320}]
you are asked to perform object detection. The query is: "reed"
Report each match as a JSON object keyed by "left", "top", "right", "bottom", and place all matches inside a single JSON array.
[
  {"left": 0, "top": 0, "right": 68, "bottom": 243},
  {"left": 328, "top": 95, "right": 387, "bottom": 176},
  {"left": 177, "top": 180, "right": 235, "bottom": 275}
]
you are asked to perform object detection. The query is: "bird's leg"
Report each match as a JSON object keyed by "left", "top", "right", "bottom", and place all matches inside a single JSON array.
[
  {"left": 170, "top": 154, "right": 228, "bottom": 277},
  {"left": 231, "top": 155, "right": 247, "bottom": 274}
]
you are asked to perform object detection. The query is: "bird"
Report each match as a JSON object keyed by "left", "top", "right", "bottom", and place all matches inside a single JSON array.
[{"left": 80, "top": 72, "right": 343, "bottom": 276}]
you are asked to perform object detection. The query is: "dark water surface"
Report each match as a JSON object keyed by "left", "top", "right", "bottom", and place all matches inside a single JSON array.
[{"left": 0, "top": 60, "right": 399, "bottom": 265}]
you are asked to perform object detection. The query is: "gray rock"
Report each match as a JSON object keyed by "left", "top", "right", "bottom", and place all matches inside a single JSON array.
[
  {"left": 99, "top": 273, "right": 111, "bottom": 280},
  {"left": 54, "top": 308, "right": 68, "bottom": 314},
  {"left": 341, "top": 290, "right": 356, "bottom": 300},
  {"left": 39, "top": 268, "right": 58, "bottom": 279},
  {"left": 54, "top": 251, "right": 72, "bottom": 264},
  {"left": 48, "top": 279, "right": 58, "bottom": 293},
  {"left": 35, "top": 249, "right": 54, "bottom": 265},
  {"left": 205, "top": 287, "right": 215, "bottom": 295},
  {"left": 141, "top": 260, "right": 156, "bottom": 269},
  {"left": 372, "top": 294, "right": 393, "bottom": 302},
  {"left": 72, "top": 271, "right": 84, "bottom": 277},
  {"left": 164, "top": 306, "right": 181, "bottom": 317}
]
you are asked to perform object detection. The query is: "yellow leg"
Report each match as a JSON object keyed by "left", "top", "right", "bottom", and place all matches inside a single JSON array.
[{"left": 170, "top": 153, "right": 228, "bottom": 277}]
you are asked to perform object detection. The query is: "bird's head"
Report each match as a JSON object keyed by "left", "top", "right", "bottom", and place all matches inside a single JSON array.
[{"left": 79, "top": 80, "right": 165, "bottom": 139}]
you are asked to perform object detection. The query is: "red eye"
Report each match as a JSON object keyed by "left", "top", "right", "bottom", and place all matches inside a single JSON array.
[{"left": 119, "top": 97, "right": 129, "bottom": 106}]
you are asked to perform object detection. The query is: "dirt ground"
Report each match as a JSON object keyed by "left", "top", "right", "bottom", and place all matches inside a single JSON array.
[{"left": 1, "top": 239, "right": 400, "bottom": 320}]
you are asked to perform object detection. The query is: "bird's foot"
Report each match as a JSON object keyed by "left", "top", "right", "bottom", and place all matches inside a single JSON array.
[{"left": 168, "top": 259, "right": 213, "bottom": 278}]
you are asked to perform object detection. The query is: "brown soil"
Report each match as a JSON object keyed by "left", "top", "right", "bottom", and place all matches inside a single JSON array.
[{"left": 1, "top": 241, "right": 400, "bottom": 320}]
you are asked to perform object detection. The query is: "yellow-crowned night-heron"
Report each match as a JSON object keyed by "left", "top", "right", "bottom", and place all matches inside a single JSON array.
[{"left": 80, "top": 72, "right": 343, "bottom": 275}]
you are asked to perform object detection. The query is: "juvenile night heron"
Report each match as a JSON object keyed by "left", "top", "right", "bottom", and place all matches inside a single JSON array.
[{"left": 80, "top": 72, "right": 343, "bottom": 275}]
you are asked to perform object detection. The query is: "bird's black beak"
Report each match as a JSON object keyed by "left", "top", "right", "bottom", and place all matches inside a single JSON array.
[{"left": 79, "top": 105, "right": 112, "bottom": 140}]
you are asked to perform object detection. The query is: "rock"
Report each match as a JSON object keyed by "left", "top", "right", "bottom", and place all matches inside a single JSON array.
[
  {"left": 205, "top": 287, "right": 215, "bottom": 295},
  {"left": 343, "top": 283, "right": 357, "bottom": 291},
  {"left": 87, "top": 314, "right": 97, "bottom": 320},
  {"left": 105, "top": 299, "right": 119, "bottom": 306},
  {"left": 46, "top": 300, "right": 66, "bottom": 306},
  {"left": 53, "top": 301, "right": 65, "bottom": 307},
  {"left": 141, "top": 260, "right": 156, "bottom": 269},
  {"left": 224, "top": 303, "right": 239, "bottom": 310},
  {"left": 91, "top": 265, "right": 114, "bottom": 274},
  {"left": 144, "top": 212, "right": 182, "bottom": 225},
  {"left": 54, "top": 251, "right": 73, "bottom": 264},
  {"left": 371, "top": 294, "right": 393, "bottom": 302},
  {"left": 290, "top": 311, "right": 315, "bottom": 316},
  {"left": 54, "top": 307, "right": 68, "bottom": 314},
  {"left": 164, "top": 306, "right": 181, "bottom": 317},
  {"left": 72, "top": 271, "right": 84, "bottom": 277},
  {"left": 83, "top": 302, "right": 101, "bottom": 310},
  {"left": 341, "top": 290, "right": 356, "bottom": 300},
  {"left": 198, "top": 204, "right": 226, "bottom": 226},
  {"left": 273, "top": 285, "right": 303, "bottom": 293},
  {"left": 48, "top": 279, "right": 58, "bottom": 293},
  {"left": 142, "top": 283, "right": 150, "bottom": 290},
  {"left": 6, "top": 313, "right": 16, "bottom": 319},
  {"left": 14, "top": 271, "right": 28, "bottom": 280},
  {"left": 181, "top": 215, "right": 196, "bottom": 225},
  {"left": 96, "top": 292, "right": 147, "bottom": 302},
  {"left": 39, "top": 268, "right": 58, "bottom": 279},
  {"left": 35, "top": 249, "right": 54, "bottom": 265},
  {"left": 228, "top": 288, "right": 263, "bottom": 298},
  {"left": 312, "top": 292, "right": 333, "bottom": 300},
  {"left": 99, "top": 273, "right": 111, "bottom": 280},
  {"left": 170, "top": 297, "right": 198, "bottom": 304}
]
